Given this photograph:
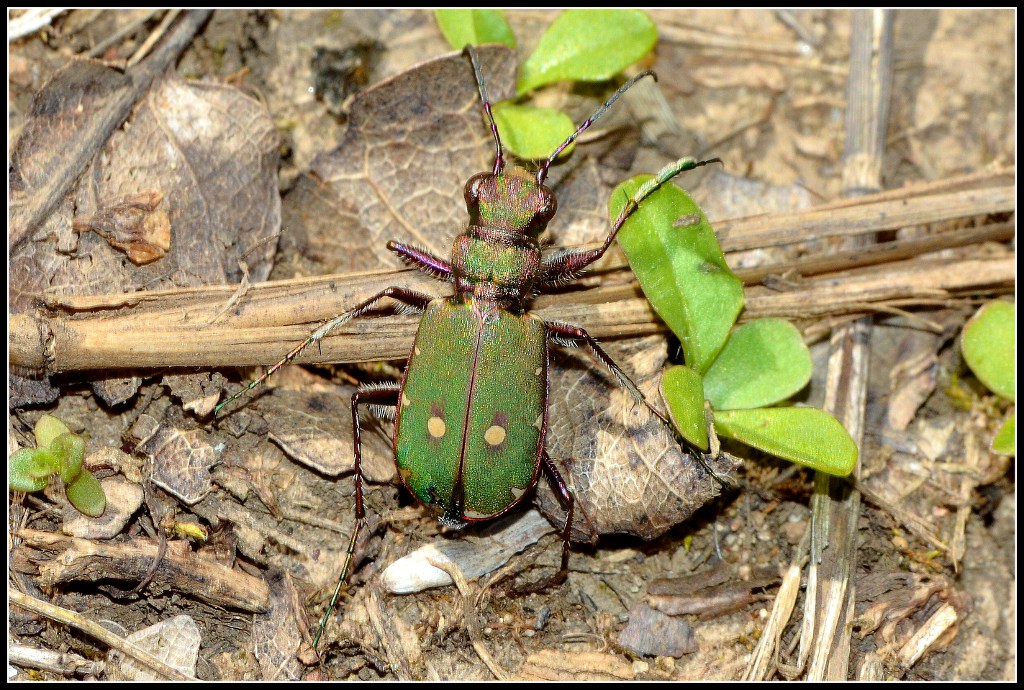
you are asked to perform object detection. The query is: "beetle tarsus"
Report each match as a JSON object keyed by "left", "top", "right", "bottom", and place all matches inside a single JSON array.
[
  {"left": 542, "top": 452, "right": 574, "bottom": 574},
  {"left": 497, "top": 453, "right": 577, "bottom": 597}
]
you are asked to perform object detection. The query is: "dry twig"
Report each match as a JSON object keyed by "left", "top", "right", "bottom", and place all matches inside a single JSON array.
[
  {"left": 9, "top": 587, "right": 195, "bottom": 681},
  {"left": 8, "top": 169, "right": 1012, "bottom": 376},
  {"left": 427, "top": 555, "right": 509, "bottom": 681},
  {"left": 16, "top": 529, "right": 269, "bottom": 613}
]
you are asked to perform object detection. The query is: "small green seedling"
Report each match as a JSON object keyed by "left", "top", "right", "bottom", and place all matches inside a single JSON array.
[
  {"left": 435, "top": 9, "right": 517, "bottom": 52},
  {"left": 961, "top": 299, "right": 1015, "bottom": 456},
  {"left": 435, "top": 9, "right": 658, "bottom": 160},
  {"left": 610, "top": 174, "right": 858, "bottom": 477},
  {"left": 9, "top": 414, "right": 107, "bottom": 517}
]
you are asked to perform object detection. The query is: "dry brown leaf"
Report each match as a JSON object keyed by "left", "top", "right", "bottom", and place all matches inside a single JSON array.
[
  {"left": 539, "top": 337, "right": 735, "bottom": 542},
  {"left": 259, "top": 388, "right": 396, "bottom": 482},
  {"left": 131, "top": 413, "right": 216, "bottom": 505},
  {"left": 252, "top": 571, "right": 307, "bottom": 680},
  {"left": 10, "top": 65, "right": 280, "bottom": 312},
  {"left": 275, "top": 45, "right": 517, "bottom": 278}
]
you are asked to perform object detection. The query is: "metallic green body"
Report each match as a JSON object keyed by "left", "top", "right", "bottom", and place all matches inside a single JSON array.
[{"left": 395, "top": 297, "right": 548, "bottom": 522}]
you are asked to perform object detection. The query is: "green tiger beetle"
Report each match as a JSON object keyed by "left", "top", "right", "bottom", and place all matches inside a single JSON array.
[{"left": 215, "top": 46, "right": 719, "bottom": 649}]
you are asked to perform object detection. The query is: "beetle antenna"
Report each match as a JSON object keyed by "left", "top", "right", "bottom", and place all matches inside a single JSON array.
[
  {"left": 313, "top": 518, "right": 362, "bottom": 650},
  {"left": 537, "top": 70, "right": 656, "bottom": 186},
  {"left": 463, "top": 45, "right": 505, "bottom": 175}
]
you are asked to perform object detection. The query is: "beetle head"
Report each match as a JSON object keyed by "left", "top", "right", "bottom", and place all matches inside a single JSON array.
[{"left": 464, "top": 167, "right": 557, "bottom": 238}]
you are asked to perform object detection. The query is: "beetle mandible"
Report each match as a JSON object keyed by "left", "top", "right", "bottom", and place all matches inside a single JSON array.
[{"left": 216, "top": 46, "right": 718, "bottom": 647}]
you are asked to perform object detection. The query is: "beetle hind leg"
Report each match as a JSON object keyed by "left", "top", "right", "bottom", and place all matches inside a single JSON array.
[
  {"left": 543, "top": 453, "right": 574, "bottom": 578},
  {"left": 501, "top": 452, "right": 576, "bottom": 596},
  {"left": 313, "top": 384, "right": 400, "bottom": 651}
]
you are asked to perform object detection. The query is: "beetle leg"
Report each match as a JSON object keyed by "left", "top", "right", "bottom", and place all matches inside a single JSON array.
[
  {"left": 502, "top": 452, "right": 574, "bottom": 595},
  {"left": 540, "top": 156, "right": 721, "bottom": 286},
  {"left": 314, "top": 384, "right": 400, "bottom": 651},
  {"left": 387, "top": 241, "right": 454, "bottom": 282},
  {"left": 547, "top": 323, "right": 733, "bottom": 488},
  {"left": 215, "top": 287, "right": 433, "bottom": 414},
  {"left": 545, "top": 321, "right": 672, "bottom": 428},
  {"left": 350, "top": 386, "right": 400, "bottom": 518},
  {"left": 541, "top": 452, "right": 574, "bottom": 576}
]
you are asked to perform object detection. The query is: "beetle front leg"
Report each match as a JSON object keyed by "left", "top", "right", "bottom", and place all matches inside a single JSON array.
[
  {"left": 387, "top": 241, "right": 454, "bottom": 281},
  {"left": 541, "top": 157, "right": 721, "bottom": 286},
  {"left": 215, "top": 287, "right": 433, "bottom": 414},
  {"left": 546, "top": 321, "right": 672, "bottom": 428},
  {"left": 314, "top": 384, "right": 400, "bottom": 650}
]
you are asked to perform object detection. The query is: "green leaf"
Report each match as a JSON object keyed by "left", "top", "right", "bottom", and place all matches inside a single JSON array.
[
  {"left": 9, "top": 448, "right": 55, "bottom": 493},
  {"left": 962, "top": 300, "right": 1015, "bottom": 401},
  {"left": 703, "top": 319, "right": 812, "bottom": 410},
  {"left": 34, "top": 414, "right": 72, "bottom": 449},
  {"left": 51, "top": 433, "right": 86, "bottom": 483},
  {"left": 992, "top": 414, "right": 1015, "bottom": 456},
  {"left": 661, "top": 365, "right": 709, "bottom": 450},
  {"left": 517, "top": 10, "right": 657, "bottom": 93},
  {"left": 492, "top": 103, "right": 576, "bottom": 160},
  {"left": 611, "top": 176, "right": 744, "bottom": 374},
  {"left": 435, "top": 9, "right": 516, "bottom": 50},
  {"left": 714, "top": 407, "right": 858, "bottom": 477},
  {"left": 66, "top": 471, "right": 106, "bottom": 517}
]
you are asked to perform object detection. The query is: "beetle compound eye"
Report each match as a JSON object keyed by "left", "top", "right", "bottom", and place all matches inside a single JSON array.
[
  {"left": 538, "top": 191, "right": 557, "bottom": 222},
  {"left": 464, "top": 172, "right": 489, "bottom": 207}
]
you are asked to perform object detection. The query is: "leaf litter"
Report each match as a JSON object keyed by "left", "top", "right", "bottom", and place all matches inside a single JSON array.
[{"left": 7, "top": 9, "right": 1015, "bottom": 681}]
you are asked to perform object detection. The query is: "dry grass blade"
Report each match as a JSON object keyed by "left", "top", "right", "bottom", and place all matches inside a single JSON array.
[
  {"left": 426, "top": 555, "right": 509, "bottom": 681},
  {"left": 8, "top": 642, "right": 101, "bottom": 678},
  {"left": 744, "top": 526, "right": 810, "bottom": 680},
  {"left": 716, "top": 180, "right": 1012, "bottom": 251},
  {"left": 8, "top": 8, "right": 69, "bottom": 40},
  {"left": 803, "top": 10, "right": 894, "bottom": 681}
]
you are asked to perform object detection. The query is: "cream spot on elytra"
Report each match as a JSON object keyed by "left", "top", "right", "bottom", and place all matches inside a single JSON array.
[
  {"left": 428, "top": 416, "right": 446, "bottom": 438},
  {"left": 484, "top": 424, "right": 506, "bottom": 446}
]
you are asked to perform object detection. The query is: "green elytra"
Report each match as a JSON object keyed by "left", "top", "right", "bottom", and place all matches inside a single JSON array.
[
  {"left": 214, "top": 46, "right": 719, "bottom": 650},
  {"left": 397, "top": 301, "right": 546, "bottom": 523}
]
